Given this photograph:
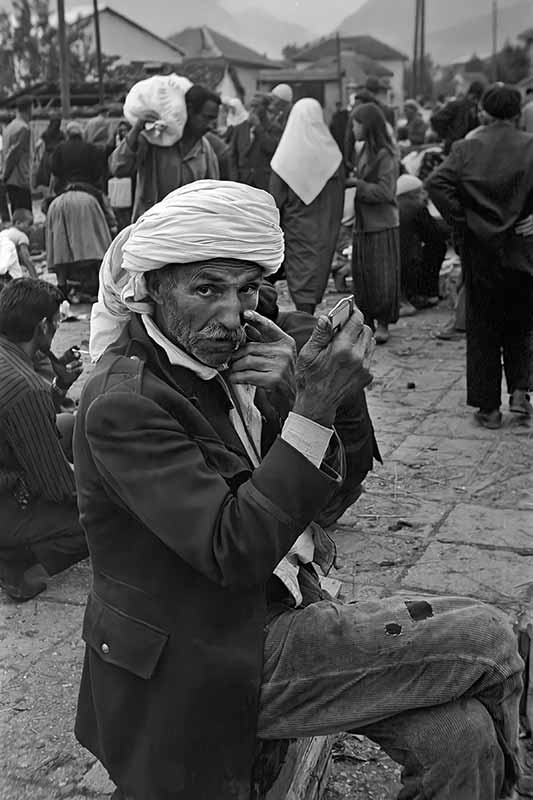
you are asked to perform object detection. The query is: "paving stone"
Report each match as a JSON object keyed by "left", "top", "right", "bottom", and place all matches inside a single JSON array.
[
  {"left": 78, "top": 761, "right": 115, "bottom": 796},
  {"left": 436, "top": 503, "right": 533, "bottom": 551},
  {"left": 415, "top": 410, "right": 532, "bottom": 439},
  {"left": 386, "top": 434, "right": 492, "bottom": 500},
  {"left": 403, "top": 542, "right": 533, "bottom": 605},
  {"left": 41, "top": 561, "right": 91, "bottom": 605},
  {"left": 0, "top": 601, "right": 82, "bottom": 671}
]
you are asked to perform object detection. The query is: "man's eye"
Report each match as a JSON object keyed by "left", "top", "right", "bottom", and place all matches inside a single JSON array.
[
  {"left": 196, "top": 285, "right": 217, "bottom": 297},
  {"left": 241, "top": 286, "right": 259, "bottom": 295}
]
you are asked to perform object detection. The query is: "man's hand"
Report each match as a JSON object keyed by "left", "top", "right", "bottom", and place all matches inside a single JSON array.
[
  {"left": 293, "top": 310, "right": 374, "bottom": 427},
  {"left": 127, "top": 111, "right": 160, "bottom": 148},
  {"left": 227, "top": 310, "right": 296, "bottom": 402},
  {"left": 52, "top": 347, "right": 83, "bottom": 389},
  {"left": 515, "top": 214, "right": 533, "bottom": 237}
]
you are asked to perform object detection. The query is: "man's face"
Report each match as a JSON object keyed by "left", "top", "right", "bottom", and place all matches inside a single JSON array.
[
  {"left": 188, "top": 100, "right": 220, "bottom": 138},
  {"left": 151, "top": 260, "right": 263, "bottom": 368},
  {"left": 38, "top": 312, "right": 60, "bottom": 353}
]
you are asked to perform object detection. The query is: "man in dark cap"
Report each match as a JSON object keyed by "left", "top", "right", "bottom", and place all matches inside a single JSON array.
[
  {"left": 431, "top": 80, "right": 485, "bottom": 153},
  {"left": 428, "top": 83, "right": 533, "bottom": 428}
]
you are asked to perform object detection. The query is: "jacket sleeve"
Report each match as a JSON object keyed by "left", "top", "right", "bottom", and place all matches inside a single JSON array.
[
  {"left": 3, "top": 388, "right": 76, "bottom": 502},
  {"left": 426, "top": 144, "right": 466, "bottom": 227},
  {"left": 3, "top": 125, "right": 30, "bottom": 182},
  {"left": 108, "top": 137, "right": 137, "bottom": 178},
  {"left": 356, "top": 151, "right": 397, "bottom": 204},
  {"left": 204, "top": 139, "right": 220, "bottom": 180},
  {"left": 269, "top": 171, "right": 288, "bottom": 210},
  {"left": 84, "top": 391, "right": 338, "bottom": 590}
]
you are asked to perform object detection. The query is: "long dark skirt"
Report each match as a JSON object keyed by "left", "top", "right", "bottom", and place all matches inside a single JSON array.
[{"left": 351, "top": 227, "right": 400, "bottom": 324}]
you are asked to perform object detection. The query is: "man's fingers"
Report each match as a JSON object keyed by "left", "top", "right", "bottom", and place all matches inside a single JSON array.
[
  {"left": 243, "top": 310, "right": 288, "bottom": 343},
  {"left": 307, "top": 315, "right": 334, "bottom": 350}
]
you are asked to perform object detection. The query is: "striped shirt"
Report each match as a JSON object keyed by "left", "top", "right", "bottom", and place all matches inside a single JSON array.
[{"left": 0, "top": 336, "right": 75, "bottom": 503}]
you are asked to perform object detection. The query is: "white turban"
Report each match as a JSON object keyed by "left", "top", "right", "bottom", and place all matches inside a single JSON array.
[
  {"left": 90, "top": 180, "right": 284, "bottom": 361},
  {"left": 271, "top": 84, "right": 294, "bottom": 104}
]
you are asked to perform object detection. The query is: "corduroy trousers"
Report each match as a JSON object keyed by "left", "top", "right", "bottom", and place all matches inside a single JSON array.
[{"left": 258, "top": 594, "right": 523, "bottom": 800}]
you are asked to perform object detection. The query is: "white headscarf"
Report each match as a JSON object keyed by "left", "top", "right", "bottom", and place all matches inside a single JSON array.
[
  {"left": 90, "top": 180, "right": 284, "bottom": 361},
  {"left": 223, "top": 97, "right": 249, "bottom": 127},
  {"left": 271, "top": 98, "right": 342, "bottom": 205}
]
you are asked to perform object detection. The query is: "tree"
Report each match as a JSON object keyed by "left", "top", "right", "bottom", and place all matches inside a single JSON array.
[
  {"left": 282, "top": 42, "right": 301, "bottom": 62},
  {"left": 0, "top": 0, "right": 118, "bottom": 98}
]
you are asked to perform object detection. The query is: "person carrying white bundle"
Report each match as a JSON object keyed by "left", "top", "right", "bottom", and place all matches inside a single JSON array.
[{"left": 109, "top": 81, "right": 221, "bottom": 222}]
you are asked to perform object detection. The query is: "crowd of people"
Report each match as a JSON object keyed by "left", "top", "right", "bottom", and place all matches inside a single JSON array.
[{"left": 0, "top": 74, "right": 531, "bottom": 800}]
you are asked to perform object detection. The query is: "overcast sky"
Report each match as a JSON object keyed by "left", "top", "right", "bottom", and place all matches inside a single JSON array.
[{"left": 223, "top": 0, "right": 366, "bottom": 30}]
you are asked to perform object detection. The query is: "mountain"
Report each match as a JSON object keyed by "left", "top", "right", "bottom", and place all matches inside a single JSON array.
[
  {"left": 58, "top": 0, "right": 313, "bottom": 57},
  {"left": 427, "top": 0, "right": 533, "bottom": 63},
  {"left": 337, "top": 0, "right": 532, "bottom": 63}
]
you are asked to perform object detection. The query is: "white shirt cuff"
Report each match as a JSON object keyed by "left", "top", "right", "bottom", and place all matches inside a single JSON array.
[{"left": 281, "top": 412, "right": 334, "bottom": 468}]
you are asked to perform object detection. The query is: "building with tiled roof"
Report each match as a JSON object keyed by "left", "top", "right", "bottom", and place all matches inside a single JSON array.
[
  {"left": 288, "top": 35, "right": 408, "bottom": 110},
  {"left": 169, "top": 26, "right": 282, "bottom": 101}
]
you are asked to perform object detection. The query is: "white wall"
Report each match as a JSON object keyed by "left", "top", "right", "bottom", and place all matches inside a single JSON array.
[
  {"left": 84, "top": 11, "right": 182, "bottom": 65},
  {"left": 386, "top": 59, "right": 405, "bottom": 109}
]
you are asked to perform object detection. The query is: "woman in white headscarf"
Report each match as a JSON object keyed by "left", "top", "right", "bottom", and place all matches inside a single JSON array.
[{"left": 269, "top": 98, "right": 344, "bottom": 314}]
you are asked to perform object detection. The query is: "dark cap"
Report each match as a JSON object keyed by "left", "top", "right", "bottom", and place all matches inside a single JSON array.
[
  {"left": 365, "top": 76, "right": 386, "bottom": 94},
  {"left": 482, "top": 82, "right": 522, "bottom": 120},
  {"left": 15, "top": 95, "right": 33, "bottom": 111}
]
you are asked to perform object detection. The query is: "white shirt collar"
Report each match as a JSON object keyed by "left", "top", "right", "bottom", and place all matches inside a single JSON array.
[{"left": 142, "top": 314, "right": 218, "bottom": 381}]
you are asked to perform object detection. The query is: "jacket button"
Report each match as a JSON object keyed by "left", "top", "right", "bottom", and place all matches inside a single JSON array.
[{"left": 101, "top": 642, "right": 110, "bottom": 654}]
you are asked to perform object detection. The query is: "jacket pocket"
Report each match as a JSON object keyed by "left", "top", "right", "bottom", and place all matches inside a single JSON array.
[{"left": 82, "top": 591, "right": 169, "bottom": 680}]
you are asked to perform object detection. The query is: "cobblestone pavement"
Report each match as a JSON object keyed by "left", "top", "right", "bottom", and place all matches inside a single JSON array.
[{"left": 1, "top": 281, "right": 531, "bottom": 799}]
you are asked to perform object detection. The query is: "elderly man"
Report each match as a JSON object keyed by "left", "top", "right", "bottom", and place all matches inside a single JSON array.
[
  {"left": 428, "top": 83, "right": 533, "bottom": 428},
  {"left": 76, "top": 181, "right": 522, "bottom": 800}
]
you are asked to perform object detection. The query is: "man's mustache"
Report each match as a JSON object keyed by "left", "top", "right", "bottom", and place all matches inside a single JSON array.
[{"left": 194, "top": 323, "right": 245, "bottom": 348}]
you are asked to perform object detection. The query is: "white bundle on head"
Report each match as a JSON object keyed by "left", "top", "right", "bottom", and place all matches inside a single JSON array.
[
  {"left": 90, "top": 180, "right": 285, "bottom": 361},
  {"left": 123, "top": 74, "right": 193, "bottom": 147}
]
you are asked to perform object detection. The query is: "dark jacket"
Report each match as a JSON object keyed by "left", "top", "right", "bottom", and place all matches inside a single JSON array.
[
  {"left": 354, "top": 146, "right": 400, "bottom": 233},
  {"left": 73, "top": 316, "right": 374, "bottom": 800},
  {"left": 427, "top": 121, "right": 533, "bottom": 278},
  {"left": 227, "top": 120, "right": 280, "bottom": 191}
]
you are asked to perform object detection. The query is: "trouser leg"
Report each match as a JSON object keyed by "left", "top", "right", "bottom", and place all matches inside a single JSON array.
[
  {"left": 420, "top": 238, "right": 446, "bottom": 298},
  {"left": 259, "top": 595, "right": 523, "bottom": 800},
  {"left": 362, "top": 697, "right": 505, "bottom": 800},
  {"left": 465, "top": 283, "right": 503, "bottom": 409},
  {"left": 0, "top": 492, "right": 88, "bottom": 576},
  {"left": 502, "top": 271, "right": 533, "bottom": 395}
]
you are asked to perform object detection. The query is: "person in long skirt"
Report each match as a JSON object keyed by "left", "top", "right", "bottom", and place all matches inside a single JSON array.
[
  {"left": 269, "top": 98, "right": 344, "bottom": 314},
  {"left": 349, "top": 103, "right": 400, "bottom": 343}
]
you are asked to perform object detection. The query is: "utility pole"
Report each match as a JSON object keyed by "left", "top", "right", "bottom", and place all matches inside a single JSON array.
[
  {"left": 93, "top": 0, "right": 105, "bottom": 106},
  {"left": 492, "top": 0, "right": 499, "bottom": 82},
  {"left": 57, "top": 0, "right": 71, "bottom": 116},
  {"left": 412, "top": 0, "right": 420, "bottom": 97},
  {"left": 412, "top": 0, "right": 426, "bottom": 97},
  {"left": 335, "top": 32, "right": 343, "bottom": 106}
]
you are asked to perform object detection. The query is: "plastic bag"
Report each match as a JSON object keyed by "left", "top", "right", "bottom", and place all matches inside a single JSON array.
[{"left": 123, "top": 74, "right": 193, "bottom": 147}]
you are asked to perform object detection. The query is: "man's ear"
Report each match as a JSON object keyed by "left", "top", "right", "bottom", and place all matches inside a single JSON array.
[{"left": 145, "top": 272, "right": 164, "bottom": 305}]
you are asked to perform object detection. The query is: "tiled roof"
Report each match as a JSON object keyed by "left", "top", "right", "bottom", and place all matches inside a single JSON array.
[
  {"left": 169, "top": 26, "right": 278, "bottom": 68},
  {"left": 292, "top": 35, "right": 408, "bottom": 63}
]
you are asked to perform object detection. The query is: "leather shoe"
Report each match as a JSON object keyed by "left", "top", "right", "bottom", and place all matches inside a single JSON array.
[
  {"left": 0, "top": 559, "right": 46, "bottom": 601},
  {"left": 474, "top": 409, "right": 503, "bottom": 429},
  {"left": 374, "top": 323, "right": 389, "bottom": 344},
  {"left": 509, "top": 390, "right": 533, "bottom": 416}
]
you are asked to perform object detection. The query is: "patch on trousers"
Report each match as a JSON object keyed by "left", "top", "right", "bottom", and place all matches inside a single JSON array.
[
  {"left": 405, "top": 600, "right": 434, "bottom": 621},
  {"left": 385, "top": 623, "right": 402, "bottom": 636}
]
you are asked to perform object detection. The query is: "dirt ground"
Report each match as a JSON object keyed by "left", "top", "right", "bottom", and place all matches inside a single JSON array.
[{"left": 1, "top": 275, "right": 532, "bottom": 799}]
